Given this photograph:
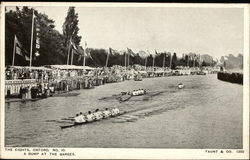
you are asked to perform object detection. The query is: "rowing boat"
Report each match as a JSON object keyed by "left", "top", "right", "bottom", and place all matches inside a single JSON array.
[
  {"left": 178, "top": 83, "right": 184, "bottom": 89},
  {"left": 60, "top": 111, "right": 127, "bottom": 129},
  {"left": 52, "top": 92, "right": 80, "bottom": 97}
]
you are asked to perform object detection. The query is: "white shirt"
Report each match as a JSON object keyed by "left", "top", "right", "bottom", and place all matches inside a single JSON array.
[
  {"left": 103, "top": 110, "right": 111, "bottom": 118},
  {"left": 93, "top": 111, "right": 102, "bottom": 120},
  {"left": 86, "top": 114, "right": 94, "bottom": 121},
  {"left": 111, "top": 109, "right": 118, "bottom": 116},
  {"left": 74, "top": 116, "right": 82, "bottom": 123},
  {"left": 114, "top": 108, "right": 120, "bottom": 114},
  {"left": 78, "top": 115, "right": 86, "bottom": 123}
]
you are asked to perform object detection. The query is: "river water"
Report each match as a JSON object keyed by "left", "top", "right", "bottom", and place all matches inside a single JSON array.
[{"left": 5, "top": 74, "right": 243, "bottom": 148}]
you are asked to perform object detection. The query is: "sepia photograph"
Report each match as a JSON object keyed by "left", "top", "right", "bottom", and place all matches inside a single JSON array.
[{"left": 0, "top": 2, "right": 249, "bottom": 159}]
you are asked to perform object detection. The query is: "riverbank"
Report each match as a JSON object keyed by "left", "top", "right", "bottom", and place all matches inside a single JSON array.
[
  {"left": 5, "top": 75, "right": 243, "bottom": 148},
  {"left": 217, "top": 72, "right": 243, "bottom": 84}
]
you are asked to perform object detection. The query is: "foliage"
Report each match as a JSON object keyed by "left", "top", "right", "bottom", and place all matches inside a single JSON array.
[
  {"left": 62, "top": 7, "right": 81, "bottom": 45},
  {"left": 5, "top": 7, "right": 242, "bottom": 68},
  {"left": 5, "top": 7, "right": 67, "bottom": 66}
]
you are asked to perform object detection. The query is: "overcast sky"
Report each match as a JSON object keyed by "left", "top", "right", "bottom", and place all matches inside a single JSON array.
[{"left": 7, "top": 6, "right": 244, "bottom": 59}]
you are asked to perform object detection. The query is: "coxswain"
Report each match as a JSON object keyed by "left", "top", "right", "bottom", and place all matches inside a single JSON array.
[
  {"left": 102, "top": 108, "right": 111, "bottom": 118},
  {"left": 74, "top": 114, "right": 81, "bottom": 124},
  {"left": 93, "top": 109, "right": 103, "bottom": 120}
]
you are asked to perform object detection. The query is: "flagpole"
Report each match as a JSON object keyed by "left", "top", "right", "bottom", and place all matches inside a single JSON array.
[
  {"left": 105, "top": 48, "right": 110, "bottom": 68},
  {"left": 124, "top": 52, "right": 127, "bottom": 69},
  {"left": 193, "top": 55, "right": 195, "bottom": 68},
  {"left": 199, "top": 54, "right": 201, "bottom": 68},
  {"left": 153, "top": 57, "right": 155, "bottom": 67},
  {"left": 163, "top": 52, "right": 165, "bottom": 68},
  {"left": 83, "top": 52, "right": 85, "bottom": 66},
  {"left": 127, "top": 52, "right": 130, "bottom": 67},
  {"left": 12, "top": 35, "right": 16, "bottom": 66},
  {"left": 67, "top": 38, "right": 71, "bottom": 65},
  {"left": 83, "top": 41, "right": 87, "bottom": 66},
  {"left": 169, "top": 53, "right": 172, "bottom": 69},
  {"left": 163, "top": 52, "right": 166, "bottom": 77},
  {"left": 71, "top": 48, "right": 74, "bottom": 65},
  {"left": 29, "top": 10, "right": 35, "bottom": 69}
]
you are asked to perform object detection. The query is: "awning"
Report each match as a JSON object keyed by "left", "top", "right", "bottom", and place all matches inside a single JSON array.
[{"left": 48, "top": 65, "right": 94, "bottom": 70}]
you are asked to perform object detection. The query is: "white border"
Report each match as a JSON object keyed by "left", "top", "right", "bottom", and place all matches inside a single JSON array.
[{"left": 0, "top": 2, "right": 249, "bottom": 159}]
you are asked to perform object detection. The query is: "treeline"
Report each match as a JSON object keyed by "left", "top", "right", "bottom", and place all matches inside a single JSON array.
[
  {"left": 5, "top": 7, "right": 68, "bottom": 66},
  {"left": 5, "top": 7, "right": 224, "bottom": 69},
  {"left": 220, "top": 54, "right": 243, "bottom": 70}
]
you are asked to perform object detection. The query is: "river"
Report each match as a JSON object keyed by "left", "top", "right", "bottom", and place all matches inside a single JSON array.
[{"left": 5, "top": 74, "right": 243, "bottom": 148}]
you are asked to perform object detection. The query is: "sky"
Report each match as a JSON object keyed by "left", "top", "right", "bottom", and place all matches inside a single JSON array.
[{"left": 7, "top": 6, "right": 244, "bottom": 59}]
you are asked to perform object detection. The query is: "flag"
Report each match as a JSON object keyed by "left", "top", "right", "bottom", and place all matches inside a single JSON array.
[
  {"left": 153, "top": 50, "right": 159, "bottom": 58},
  {"left": 14, "top": 35, "right": 30, "bottom": 61},
  {"left": 138, "top": 50, "right": 148, "bottom": 59},
  {"left": 109, "top": 48, "right": 120, "bottom": 55},
  {"left": 71, "top": 43, "right": 93, "bottom": 61},
  {"left": 70, "top": 40, "right": 77, "bottom": 50},
  {"left": 127, "top": 48, "right": 136, "bottom": 57}
]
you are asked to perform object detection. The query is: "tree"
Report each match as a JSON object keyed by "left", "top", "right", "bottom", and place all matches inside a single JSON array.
[
  {"left": 5, "top": 7, "right": 67, "bottom": 66},
  {"left": 171, "top": 53, "right": 177, "bottom": 69},
  {"left": 63, "top": 7, "right": 81, "bottom": 45}
]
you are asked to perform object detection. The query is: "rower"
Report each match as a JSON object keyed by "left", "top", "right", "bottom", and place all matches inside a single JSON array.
[
  {"left": 114, "top": 108, "right": 120, "bottom": 115},
  {"left": 86, "top": 111, "right": 94, "bottom": 122},
  {"left": 139, "top": 89, "right": 142, "bottom": 94},
  {"left": 133, "top": 90, "right": 137, "bottom": 96},
  {"left": 93, "top": 109, "right": 103, "bottom": 120},
  {"left": 111, "top": 108, "right": 119, "bottom": 116},
  {"left": 78, "top": 112, "right": 86, "bottom": 123},
  {"left": 102, "top": 108, "right": 111, "bottom": 118},
  {"left": 74, "top": 114, "right": 82, "bottom": 124}
]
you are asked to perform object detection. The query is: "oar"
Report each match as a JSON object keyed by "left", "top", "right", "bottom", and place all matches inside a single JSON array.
[
  {"left": 119, "top": 95, "right": 132, "bottom": 103},
  {"left": 60, "top": 123, "right": 76, "bottom": 129}
]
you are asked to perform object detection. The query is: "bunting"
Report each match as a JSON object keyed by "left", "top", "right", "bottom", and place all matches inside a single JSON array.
[{"left": 35, "top": 21, "right": 40, "bottom": 57}]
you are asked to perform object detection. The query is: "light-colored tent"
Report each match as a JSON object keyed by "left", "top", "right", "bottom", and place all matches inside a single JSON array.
[
  {"left": 48, "top": 65, "right": 94, "bottom": 71},
  {"left": 9, "top": 66, "right": 52, "bottom": 71}
]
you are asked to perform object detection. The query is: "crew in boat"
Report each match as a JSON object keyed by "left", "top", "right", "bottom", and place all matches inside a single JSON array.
[
  {"left": 139, "top": 89, "right": 143, "bottom": 94},
  {"left": 178, "top": 83, "right": 184, "bottom": 89},
  {"left": 78, "top": 112, "right": 86, "bottom": 123},
  {"left": 102, "top": 108, "right": 111, "bottom": 118},
  {"left": 74, "top": 114, "right": 82, "bottom": 124},
  {"left": 111, "top": 108, "right": 120, "bottom": 116},
  {"left": 132, "top": 90, "right": 135, "bottom": 96},
  {"left": 134, "top": 90, "right": 138, "bottom": 96},
  {"left": 86, "top": 111, "right": 95, "bottom": 122},
  {"left": 114, "top": 108, "right": 120, "bottom": 115},
  {"left": 93, "top": 109, "right": 103, "bottom": 120}
]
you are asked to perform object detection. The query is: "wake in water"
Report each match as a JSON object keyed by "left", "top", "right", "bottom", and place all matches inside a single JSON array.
[
  {"left": 98, "top": 90, "right": 166, "bottom": 102},
  {"left": 47, "top": 88, "right": 184, "bottom": 126}
]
